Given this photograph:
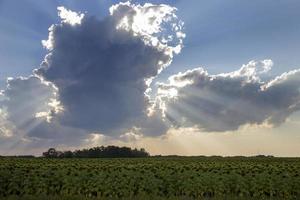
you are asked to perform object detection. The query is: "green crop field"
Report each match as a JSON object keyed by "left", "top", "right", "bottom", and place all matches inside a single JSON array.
[{"left": 0, "top": 157, "right": 300, "bottom": 200}]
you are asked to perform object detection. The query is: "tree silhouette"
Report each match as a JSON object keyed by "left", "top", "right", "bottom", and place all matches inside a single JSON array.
[
  {"left": 42, "top": 146, "right": 149, "bottom": 158},
  {"left": 43, "top": 148, "right": 59, "bottom": 158}
]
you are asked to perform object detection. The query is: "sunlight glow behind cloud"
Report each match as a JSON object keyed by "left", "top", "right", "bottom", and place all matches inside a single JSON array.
[
  {"left": 156, "top": 60, "right": 300, "bottom": 132},
  {"left": 0, "top": 1, "right": 299, "bottom": 156}
]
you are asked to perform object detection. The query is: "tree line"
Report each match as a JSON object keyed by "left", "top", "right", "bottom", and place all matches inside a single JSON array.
[{"left": 42, "top": 146, "right": 150, "bottom": 158}]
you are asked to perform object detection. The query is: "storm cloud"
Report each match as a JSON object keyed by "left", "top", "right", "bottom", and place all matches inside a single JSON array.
[{"left": 157, "top": 60, "right": 300, "bottom": 132}]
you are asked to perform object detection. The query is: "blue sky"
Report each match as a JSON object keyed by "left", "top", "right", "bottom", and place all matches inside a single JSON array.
[
  {"left": 1, "top": 0, "right": 300, "bottom": 88},
  {"left": 0, "top": 0, "right": 300, "bottom": 156}
]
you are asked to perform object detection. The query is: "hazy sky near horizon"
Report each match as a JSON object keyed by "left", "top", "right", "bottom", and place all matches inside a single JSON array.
[{"left": 0, "top": 0, "right": 300, "bottom": 156}]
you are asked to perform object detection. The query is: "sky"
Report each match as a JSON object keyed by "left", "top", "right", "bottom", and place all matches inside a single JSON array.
[{"left": 0, "top": 0, "right": 300, "bottom": 156}]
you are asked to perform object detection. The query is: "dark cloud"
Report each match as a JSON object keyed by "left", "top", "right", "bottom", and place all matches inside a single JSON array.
[
  {"left": 157, "top": 60, "right": 300, "bottom": 132},
  {"left": 0, "top": 1, "right": 183, "bottom": 148},
  {"left": 35, "top": 2, "right": 182, "bottom": 135}
]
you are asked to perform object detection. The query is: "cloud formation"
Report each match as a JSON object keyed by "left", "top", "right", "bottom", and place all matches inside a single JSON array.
[
  {"left": 157, "top": 60, "right": 300, "bottom": 132},
  {"left": 36, "top": 2, "right": 183, "bottom": 135},
  {"left": 0, "top": 76, "right": 83, "bottom": 143},
  {"left": 0, "top": 1, "right": 183, "bottom": 145},
  {"left": 0, "top": 1, "right": 300, "bottom": 155},
  {"left": 0, "top": 76, "right": 57, "bottom": 133}
]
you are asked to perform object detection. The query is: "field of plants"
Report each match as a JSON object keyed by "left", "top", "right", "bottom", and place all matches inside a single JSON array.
[{"left": 0, "top": 157, "right": 300, "bottom": 199}]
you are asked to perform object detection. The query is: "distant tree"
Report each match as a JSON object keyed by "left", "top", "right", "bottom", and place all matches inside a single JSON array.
[
  {"left": 254, "top": 155, "right": 274, "bottom": 158},
  {"left": 43, "top": 148, "right": 59, "bottom": 158},
  {"left": 61, "top": 151, "right": 74, "bottom": 158},
  {"left": 42, "top": 146, "right": 150, "bottom": 158}
]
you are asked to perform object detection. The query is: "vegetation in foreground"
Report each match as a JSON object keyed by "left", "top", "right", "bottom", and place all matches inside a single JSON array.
[{"left": 0, "top": 156, "right": 300, "bottom": 199}]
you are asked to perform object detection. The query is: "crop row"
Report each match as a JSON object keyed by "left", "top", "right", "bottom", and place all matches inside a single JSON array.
[{"left": 0, "top": 157, "right": 299, "bottom": 199}]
